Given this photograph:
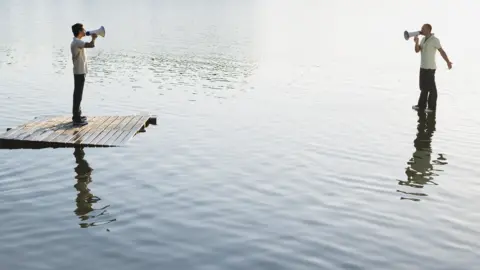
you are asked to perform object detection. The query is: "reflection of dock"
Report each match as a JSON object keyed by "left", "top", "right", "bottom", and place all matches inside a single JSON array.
[{"left": 0, "top": 114, "right": 156, "bottom": 149}]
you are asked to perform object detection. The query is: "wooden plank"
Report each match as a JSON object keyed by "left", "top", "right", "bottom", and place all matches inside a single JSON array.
[
  {"left": 0, "top": 116, "right": 50, "bottom": 139},
  {"left": 19, "top": 116, "right": 68, "bottom": 141},
  {"left": 25, "top": 116, "right": 72, "bottom": 142},
  {"left": 1, "top": 115, "right": 55, "bottom": 139},
  {"left": 103, "top": 116, "right": 144, "bottom": 146},
  {"left": 47, "top": 116, "right": 99, "bottom": 144},
  {"left": 113, "top": 116, "right": 149, "bottom": 145},
  {"left": 22, "top": 116, "right": 71, "bottom": 141},
  {"left": 68, "top": 116, "right": 113, "bottom": 145},
  {"left": 64, "top": 116, "right": 108, "bottom": 144},
  {"left": 87, "top": 116, "right": 131, "bottom": 146},
  {"left": 38, "top": 122, "right": 74, "bottom": 143},
  {"left": 125, "top": 116, "right": 151, "bottom": 143},
  {"left": 9, "top": 116, "right": 67, "bottom": 141},
  {"left": 48, "top": 116, "right": 100, "bottom": 144},
  {"left": 75, "top": 116, "right": 119, "bottom": 145},
  {"left": 83, "top": 116, "right": 126, "bottom": 146},
  {"left": 92, "top": 116, "right": 137, "bottom": 146},
  {"left": 0, "top": 114, "right": 155, "bottom": 148}
]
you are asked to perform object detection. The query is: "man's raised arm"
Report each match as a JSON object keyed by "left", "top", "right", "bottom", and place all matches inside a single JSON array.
[
  {"left": 84, "top": 34, "right": 97, "bottom": 48},
  {"left": 414, "top": 36, "right": 421, "bottom": 53}
]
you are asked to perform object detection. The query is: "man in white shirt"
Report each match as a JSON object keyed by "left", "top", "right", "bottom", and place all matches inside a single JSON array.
[
  {"left": 412, "top": 23, "right": 452, "bottom": 112},
  {"left": 71, "top": 23, "right": 97, "bottom": 126}
]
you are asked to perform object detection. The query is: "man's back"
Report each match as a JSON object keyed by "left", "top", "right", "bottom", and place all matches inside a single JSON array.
[
  {"left": 420, "top": 35, "right": 441, "bottom": 70},
  {"left": 71, "top": 37, "right": 88, "bottom": 74}
]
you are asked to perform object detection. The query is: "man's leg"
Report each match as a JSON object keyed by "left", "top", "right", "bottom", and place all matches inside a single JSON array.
[
  {"left": 417, "top": 68, "right": 429, "bottom": 109},
  {"left": 427, "top": 69, "right": 437, "bottom": 110},
  {"left": 72, "top": 74, "right": 85, "bottom": 122}
]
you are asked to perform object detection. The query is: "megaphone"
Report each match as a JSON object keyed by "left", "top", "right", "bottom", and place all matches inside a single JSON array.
[
  {"left": 86, "top": 26, "right": 105, "bottom": 37},
  {"left": 404, "top": 30, "right": 421, "bottom": 40}
]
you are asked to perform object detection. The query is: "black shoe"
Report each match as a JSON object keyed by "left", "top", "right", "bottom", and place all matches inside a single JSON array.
[
  {"left": 73, "top": 118, "right": 88, "bottom": 126},
  {"left": 72, "top": 115, "right": 87, "bottom": 121},
  {"left": 412, "top": 105, "right": 426, "bottom": 111}
]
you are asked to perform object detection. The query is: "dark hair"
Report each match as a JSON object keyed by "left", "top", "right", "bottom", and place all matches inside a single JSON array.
[
  {"left": 425, "top": 23, "right": 432, "bottom": 31},
  {"left": 71, "top": 23, "right": 84, "bottom": 37}
]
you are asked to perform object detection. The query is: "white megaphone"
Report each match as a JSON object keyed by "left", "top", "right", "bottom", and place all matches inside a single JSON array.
[
  {"left": 404, "top": 30, "right": 421, "bottom": 40},
  {"left": 86, "top": 26, "right": 105, "bottom": 37}
]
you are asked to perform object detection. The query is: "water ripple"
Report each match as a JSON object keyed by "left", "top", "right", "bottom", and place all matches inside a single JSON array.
[
  {"left": 1, "top": 1, "right": 480, "bottom": 269},
  {"left": 50, "top": 48, "right": 257, "bottom": 99}
]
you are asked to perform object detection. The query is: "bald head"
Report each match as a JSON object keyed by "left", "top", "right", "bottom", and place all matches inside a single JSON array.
[{"left": 421, "top": 24, "right": 432, "bottom": 35}]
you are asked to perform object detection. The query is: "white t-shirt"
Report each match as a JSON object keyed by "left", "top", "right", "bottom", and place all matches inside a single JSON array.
[
  {"left": 71, "top": 37, "right": 88, "bottom": 74},
  {"left": 420, "top": 35, "right": 442, "bottom": 69}
]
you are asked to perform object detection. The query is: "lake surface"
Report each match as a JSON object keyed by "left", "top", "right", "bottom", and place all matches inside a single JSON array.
[{"left": 1, "top": 0, "right": 480, "bottom": 269}]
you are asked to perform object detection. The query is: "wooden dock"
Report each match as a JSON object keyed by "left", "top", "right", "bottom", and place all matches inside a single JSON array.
[{"left": 0, "top": 114, "right": 156, "bottom": 149}]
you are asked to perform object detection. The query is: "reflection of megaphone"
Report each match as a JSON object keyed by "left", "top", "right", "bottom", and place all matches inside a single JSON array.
[
  {"left": 86, "top": 26, "right": 105, "bottom": 37},
  {"left": 404, "top": 30, "right": 421, "bottom": 40}
]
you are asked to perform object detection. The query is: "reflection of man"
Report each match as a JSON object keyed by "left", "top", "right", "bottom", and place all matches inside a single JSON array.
[
  {"left": 72, "top": 147, "right": 116, "bottom": 228},
  {"left": 408, "top": 111, "right": 435, "bottom": 183},
  {"left": 73, "top": 147, "right": 96, "bottom": 224},
  {"left": 398, "top": 111, "right": 438, "bottom": 200},
  {"left": 412, "top": 24, "right": 452, "bottom": 112}
]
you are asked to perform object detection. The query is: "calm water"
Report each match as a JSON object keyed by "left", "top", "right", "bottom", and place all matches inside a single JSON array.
[{"left": 1, "top": 0, "right": 480, "bottom": 269}]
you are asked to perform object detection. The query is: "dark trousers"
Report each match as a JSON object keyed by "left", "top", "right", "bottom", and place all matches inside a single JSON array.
[
  {"left": 72, "top": 74, "right": 85, "bottom": 121},
  {"left": 417, "top": 68, "right": 437, "bottom": 110}
]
